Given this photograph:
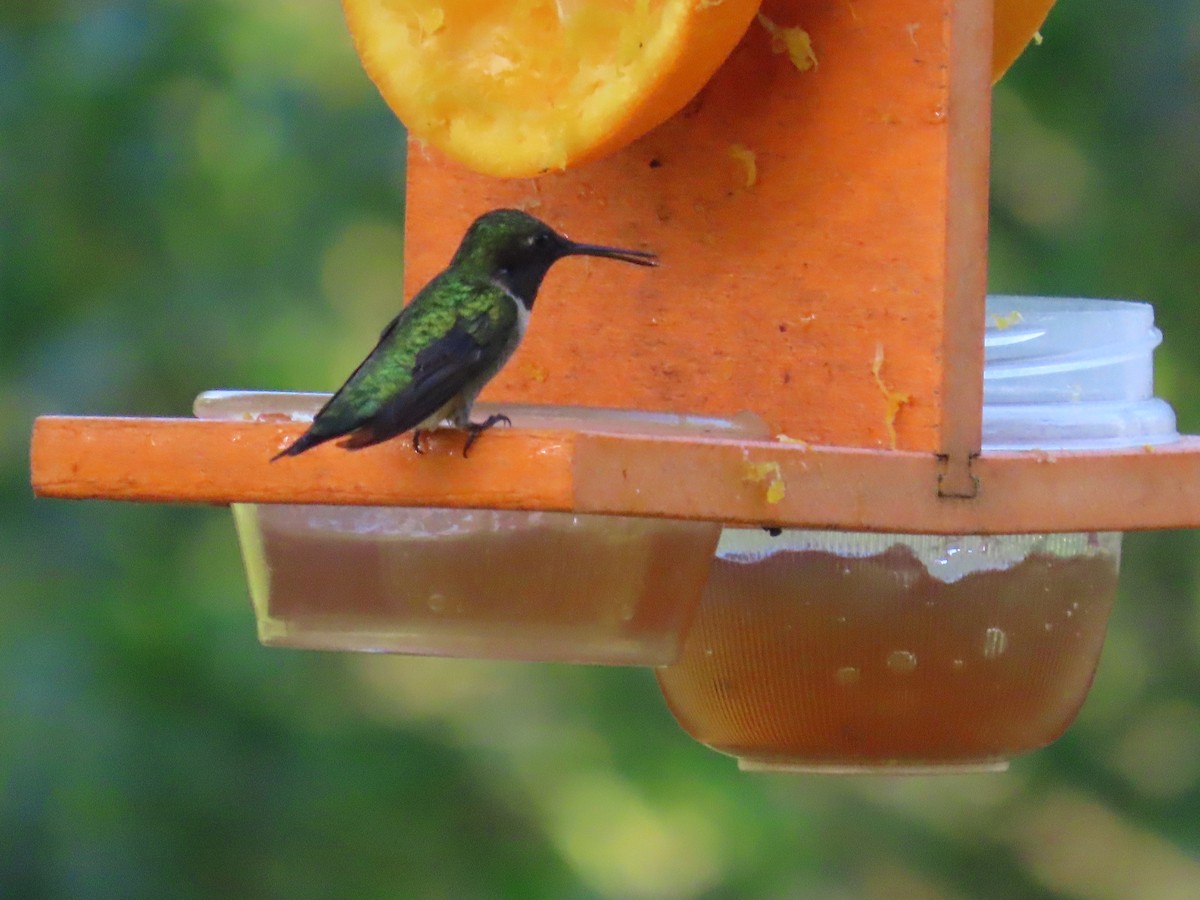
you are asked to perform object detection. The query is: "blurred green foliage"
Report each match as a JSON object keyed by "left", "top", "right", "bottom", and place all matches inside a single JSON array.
[{"left": 3, "top": 1, "right": 1199, "bottom": 897}]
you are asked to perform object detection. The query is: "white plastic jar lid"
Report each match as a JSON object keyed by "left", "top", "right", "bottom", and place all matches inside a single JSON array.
[{"left": 983, "top": 296, "right": 1178, "bottom": 450}]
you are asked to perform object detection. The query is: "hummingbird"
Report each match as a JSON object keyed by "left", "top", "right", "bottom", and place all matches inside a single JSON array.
[{"left": 273, "top": 208, "right": 658, "bottom": 460}]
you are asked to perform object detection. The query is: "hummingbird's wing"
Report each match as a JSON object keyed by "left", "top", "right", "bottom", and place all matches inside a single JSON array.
[
  {"left": 338, "top": 305, "right": 513, "bottom": 449},
  {"left": 275, "top": 278, "right": 518, "bottom": 458}
]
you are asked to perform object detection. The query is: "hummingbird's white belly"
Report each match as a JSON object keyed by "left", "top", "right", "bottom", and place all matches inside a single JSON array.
[{"left": 417, "top": 396, "right": 467, "bottom": 431}]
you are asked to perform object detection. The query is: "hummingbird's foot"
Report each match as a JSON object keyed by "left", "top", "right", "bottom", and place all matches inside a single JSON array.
[
  {"left": 412, "top": 429, "right": 426, "bottom": 454},
  {"left": 462, "top": 414, "right": 512, "bottom": 458}
]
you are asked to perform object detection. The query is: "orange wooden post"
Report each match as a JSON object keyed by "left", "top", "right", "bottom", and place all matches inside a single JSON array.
[{"left": 403, "top": 0, "right": 990, "bottom": 473}]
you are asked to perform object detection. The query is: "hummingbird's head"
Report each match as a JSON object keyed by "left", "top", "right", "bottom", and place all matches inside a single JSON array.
[{"left": 452, "top": 209, "right": 657, "bottom": 308}]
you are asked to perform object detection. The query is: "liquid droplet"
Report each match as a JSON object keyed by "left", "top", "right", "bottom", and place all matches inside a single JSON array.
[
  {"left": 886, "top": 650, "right": 917, "bottom": 674},
  {"left": 835, "top": 666, "right": 860, "bottom": 686},
  {"left": 427, "top": 593, "right": 447, "bottom": 613},
  {"left": 952, "top": 659, "right": 965, "bottom": 671},
  {"left": 983, "top": 626, "right": 1008, "bottom": 659}
]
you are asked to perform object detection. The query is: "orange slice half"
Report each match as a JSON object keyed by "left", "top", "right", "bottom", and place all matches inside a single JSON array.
[{"left": 342, "top": 0, "right": 761, "bottom": 178}]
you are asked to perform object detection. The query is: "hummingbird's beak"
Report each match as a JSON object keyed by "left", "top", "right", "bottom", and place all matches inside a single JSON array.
[{"left": 567, "top": 241, "right": 659, "bottom": 267}]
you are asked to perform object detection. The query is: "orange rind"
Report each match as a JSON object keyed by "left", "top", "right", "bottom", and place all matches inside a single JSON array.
[{"left": 994, "top": 0, "right": 1057, "bottom": 81}]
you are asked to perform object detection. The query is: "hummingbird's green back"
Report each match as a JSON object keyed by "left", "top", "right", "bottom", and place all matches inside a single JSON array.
[{"left": 296, "top": 270, "right": 518, "bottom": 446}]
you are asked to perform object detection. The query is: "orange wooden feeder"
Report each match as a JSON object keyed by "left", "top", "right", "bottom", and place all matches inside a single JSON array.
[
  {"left": 30, "top": 0, "right": 1200, "bottom": 533},
  {"left": 31, "top": 0, "right": 1200, "bottom": 771}
]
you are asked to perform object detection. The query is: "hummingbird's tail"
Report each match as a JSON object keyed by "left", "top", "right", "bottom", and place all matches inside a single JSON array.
[{"left": 271, "top": 428, "right": 335, "bottom": 461}]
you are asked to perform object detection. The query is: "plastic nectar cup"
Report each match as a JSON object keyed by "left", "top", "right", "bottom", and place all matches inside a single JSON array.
[
  {"left": 196, "top": 391, "right": 766, "bottom": 665},
  {"left": 656, "top": 297, "right": 1179, "bottom": 773}
]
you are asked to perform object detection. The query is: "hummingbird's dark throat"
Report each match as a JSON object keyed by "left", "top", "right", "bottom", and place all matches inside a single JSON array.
[{"left": 493, "top": 238, "right": 657, "bottom": 309}]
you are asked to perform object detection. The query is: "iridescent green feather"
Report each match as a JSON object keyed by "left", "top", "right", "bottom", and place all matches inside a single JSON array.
[{"left": 301, "top": 271, "right": 516, "bottom": 439}]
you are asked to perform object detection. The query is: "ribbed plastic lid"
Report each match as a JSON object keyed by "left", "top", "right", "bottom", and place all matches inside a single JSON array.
[{"left": 982, "top": 296, "right": 1178, "bottom": 450}]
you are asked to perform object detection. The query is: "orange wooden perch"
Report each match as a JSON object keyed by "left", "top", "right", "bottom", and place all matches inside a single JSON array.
[{"left": 30, "top": 416, "right": 1200, "bottom": 534}]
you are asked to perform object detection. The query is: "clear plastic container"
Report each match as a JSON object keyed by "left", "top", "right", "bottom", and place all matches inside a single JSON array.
[
  {"left": 196, "top": 391, "right": 766, "bottom": 665},
  {"left": 656, "top": 297, "right": 1179, "bottom": 773}
]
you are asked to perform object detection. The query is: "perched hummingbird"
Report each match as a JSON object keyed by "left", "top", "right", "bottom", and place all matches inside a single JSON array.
[{"left": 273, "top": 208, "right": 657, "bottom": 460}]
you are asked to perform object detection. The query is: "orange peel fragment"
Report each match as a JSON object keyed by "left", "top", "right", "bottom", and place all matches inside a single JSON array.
[
  {"left": 743, "top": 460, "right": 786, "bottom": 504},
  {"left": 871, "top": 344, "right": 911, "bottom": 451},
  {"left": 756, "top": 13, "right": 817, "bottom": 72},
  {"left": 728, "top": 143, "right": 757, "bottom": 187}
]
